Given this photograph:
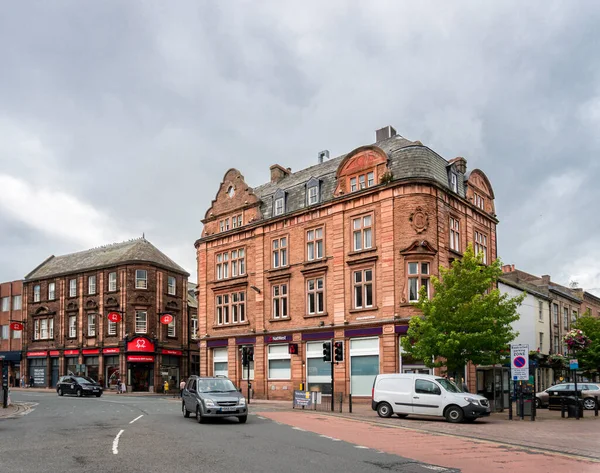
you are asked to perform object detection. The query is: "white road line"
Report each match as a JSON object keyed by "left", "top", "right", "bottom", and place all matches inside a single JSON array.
[
  {"left": 354, "top": 446, "right": 369, "bottom": 449},
  {"left": 112, "top": 430, "right": 125, "bottom": 455},
  {"left": 292, "top": 427, "right": 306, "bottom": 431},
  {"left": 257, "top": 416, "right": 266, "bottom": 420},
  {"left": 129, "top": 415, "right": 143, "bottom": 424}
]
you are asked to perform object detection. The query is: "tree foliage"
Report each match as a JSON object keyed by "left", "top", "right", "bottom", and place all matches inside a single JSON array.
[
  {"left": 401, "top": 244, "right": 524, "bottom": 375},
  {"left": 572, "top": 310, "right": 600, "bottom": 374}
]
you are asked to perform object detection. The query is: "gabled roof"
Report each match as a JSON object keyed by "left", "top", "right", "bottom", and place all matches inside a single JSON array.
[
  {"left": 25, "top": 238, "right": 189, "bottom": 280},
  {"left": 498, "top": 276, "right": 550, "bottom": 300}
]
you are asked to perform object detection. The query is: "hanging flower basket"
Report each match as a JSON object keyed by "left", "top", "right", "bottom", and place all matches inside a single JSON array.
[
  {"left": 563, "top": 329, "right": 591, "bottom": 352},
  {"left": 529, "top": 350, "right": 543, "bottom": 361},
  {"left": 547, "top": 354, "right": 567, "bottom": 367}
]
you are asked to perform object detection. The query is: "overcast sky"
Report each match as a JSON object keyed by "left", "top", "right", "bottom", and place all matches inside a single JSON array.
[{"left": 1, "top": 1, "right": 599, "bottom": 294}]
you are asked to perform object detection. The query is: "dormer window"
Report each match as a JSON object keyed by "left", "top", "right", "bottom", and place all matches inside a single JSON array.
[
  {"left": 306, "top": 177, "right": 320, "bottom": 206},
  {"left": 274, "top": 189, "right": 286, "bottom": 216},
  {"left": 349, "top": 171, "right": 375, "bottom": 192},
  {"left": 450, "top": 173, "right": 458, "bottom": 193}
]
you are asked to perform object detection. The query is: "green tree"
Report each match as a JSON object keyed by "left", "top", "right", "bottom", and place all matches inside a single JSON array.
[
  {"left": 572, "top": 310, "right": 600, "bottom": 375},
  {"left": 401, "top": 244, "right": 524, "bottom": 380}
]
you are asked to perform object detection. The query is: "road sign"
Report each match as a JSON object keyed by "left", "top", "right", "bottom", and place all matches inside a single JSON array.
[
  {"left": 160, "top": 314, "right": 173, "bottom": 325},
  {"left": 510, "top": 343, "right": 529, "bottom": 381},
  {"left": 107, "top": 312, "right": 122, "bottom": 323},
  {"left": 569, "top": 359, "right": 579, "bottom": 370}
]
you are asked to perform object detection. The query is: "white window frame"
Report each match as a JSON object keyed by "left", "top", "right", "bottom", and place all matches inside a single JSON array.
[
  {"left": 268, "top": 344, "right": 291, "bottom": 380},
  {"left": 307, "top": 227, "right": 323, "bottom": 261},
  {"left": 34, "top": 319, "right": 40, "bottom": 340},
  {"left": 272, "top": 283, "right": 288, "bottom": 319},
  {"left": 307, "top": 277, "right": 325, "bottom": 315},
  {"left": 353, "top": 268, "right": 374, "bottom": 309},
  {"left": 474, "top": 231, "right": 488, "bottom": 264},
  {"left": 451, "top": 173, "right": 458, "bottom": 192},
  {"left": 308, "top": 185, "right": 319, "bottom": 205},
  {"left": 107, "top": 319, "right": 117, "bottom": 336},
  {"left": 213, "top": 347, "right": 228, "bottom": 377},
  {"left": 272, "top": 237, "right": 288, "bottom": 268},
  {"left": 191, "top": 317, "right": 198, "bottom": 340},
  {"left": 12, "top": 295, "right": 22, "bottom": 310},
  {"left": 449, "top": 217, "right": 460, "bottom": 252},
  {"left": 136, "top": 270, "right": 148, "bottom": 289},
  {"left": 274, "top": 197, "right": 285, "bottom": 216},
  {"left": 108, "top": 272, "right": 117, "bottom": 291},
  {"left": 167, "top": 317, "right": 176, "bottom": 337},
  {"left": 349, "top": 337, "right": 380, "bottom": 396},
  {"left": 87, "top": 314, "right": 96, "bottom": 337},
  {"left": 352, "top": 215, "right": 373, "bottom": 251},
  {"left": 69, "top": 279, "right": 77, "bottom": 297},
  {"left": 33, "top": 285, "right": 41, "bottom": 302},
  {"left": 167, "top": 276, "right": 176, "bottom": 295},
  {"left": 69, "top": 315, "right": 77, "bottom": 338},
  {"left": 88, "top": 275, "right": 96, "bottom": 295},
  {"left": 48, "top": 282, "right": 55, "bottom": 301},
  {"left": 1, "top": 297, "right": 9, "bottom": 312},
  {"left": 135, "top": 310, "right": 147, "bottom": 334},
  {"left": 408, "top": 262, "right": 430, "bottom": 303}
]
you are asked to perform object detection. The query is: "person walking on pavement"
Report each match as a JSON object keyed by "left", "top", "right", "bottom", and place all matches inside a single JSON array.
[
  {"left": 120, "top": 380, "right": 126, "bottom": 394},
  {"left": 29, "top": 375, "right": 34, "bottom": 388},
  {"left": 180, "top": 379, "right": 186, "bottom": 398},
  {"left": 116, "top": 378, "right": 121, "bottom": 394},
  {"left": 163, "top": 380, "right": 169, "bottom": 396}
]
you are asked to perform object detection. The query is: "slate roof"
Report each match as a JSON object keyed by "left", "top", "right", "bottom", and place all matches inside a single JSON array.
[
  {"left": 252, "top": 134, "right": 467, "bottom": 219},
  {"left": 498, "top": 276, "right": 550, "bottom": 300},
  {"left": 25, "top": 238, "right": 189, "bottom": 280},
  {"left": 187, "top": 282, "right": 198, "bottom": 309}
]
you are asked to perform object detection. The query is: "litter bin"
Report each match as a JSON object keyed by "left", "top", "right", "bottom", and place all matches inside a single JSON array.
[
  {"left": 516, "top": 399, "right": 532, "bottom": 416},
  {"left": 565, "top": 397, "right": 584, "bottom": 418}
]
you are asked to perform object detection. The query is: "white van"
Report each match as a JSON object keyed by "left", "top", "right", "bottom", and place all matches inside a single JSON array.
[{"left": 371, "top": 373, "right": 491, "bottom": 423}]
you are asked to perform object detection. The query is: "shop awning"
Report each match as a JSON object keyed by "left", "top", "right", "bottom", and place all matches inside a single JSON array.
[{"left": 0, "top": 351, "right": 22, "bottom": 362}]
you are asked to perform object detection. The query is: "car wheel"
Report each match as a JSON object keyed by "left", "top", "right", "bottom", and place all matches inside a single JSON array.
[
  {"left": 445, "top": 406, "right": 464, "bottom": 423},
  {"left": 238, "top": 415, "right": 248, "bottom": 424},
  {"left": 183, "top": 402, "right": 190, "bottom": 418},
  {"left": 377, "top": 402, "right": 393, "bottom": 418},
  {"left": 196, "top": 406, "right": 206, "bottom": 424},
  {"left": 76, "top": 389, "right": 83, "bottom": 398},
  {"left": 583, "top": 398, "right": 597, "bottom": 410},
  {"left": 535, "top": 398, "right": 541, "bottom": 409},
  {"left": 396, "top": 414, "right": 408, "bottom": 419},
  {"left": 95, "top": 393, "right": 102, "bottom": 398},
  {"left": 57, "top": 388, "right": 63, "bottom": 396}
]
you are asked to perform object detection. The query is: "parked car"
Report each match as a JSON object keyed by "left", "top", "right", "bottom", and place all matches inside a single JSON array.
[
  {"left": 182, "top": 376, "right": 247, "bottom": 424},
  {"left": 371, "top": 373, "right": 491, "bottom": 423},
  {"left": 535, "top": 383, "right": 600, "bottom": 410},
  {"left": 57, "top": 376, "right": 103, "bottom": 397}
]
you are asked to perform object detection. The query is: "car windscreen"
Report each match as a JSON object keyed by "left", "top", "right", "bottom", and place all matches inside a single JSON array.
[
  {"left": 197, "top": 379, "right": 238, "bottom": 393},
  {"left": 73, "top": 377, "right": 93, "bottom": 385},
  {"left": 436, "top": 378, "right": 461, "bottom": 393}
]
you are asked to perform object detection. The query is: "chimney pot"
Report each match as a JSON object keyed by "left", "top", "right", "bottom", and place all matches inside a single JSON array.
[
  {"left": 376, "top": 125, "right": 397, "bottom": 142},
  {"left": 318, "top": 150, "right": 330, "bottom": 164}
]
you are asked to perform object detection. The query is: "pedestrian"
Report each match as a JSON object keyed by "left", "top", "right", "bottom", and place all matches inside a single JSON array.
[
  {"left": 116, "top": 378, "right": 121, "bottom": 394},
  {"left": 120, "top": 380, "right": 126, "bottom": 394},
  {"left": 180, "top": 378, "right": 186, "bottom": 398},
  {"left": 163, "top": 380, "right": 169, "bottom": 395},
  {"left": 20, "top": 376, "right": 25, "bottom": 388},
  {"left": 29, "top": 375, "right": 34, "bottom": 388}
]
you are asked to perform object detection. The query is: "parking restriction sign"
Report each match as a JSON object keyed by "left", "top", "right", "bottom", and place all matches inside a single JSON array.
[{"left": 510, "top": 344, "right": 529, "bottom": 381}]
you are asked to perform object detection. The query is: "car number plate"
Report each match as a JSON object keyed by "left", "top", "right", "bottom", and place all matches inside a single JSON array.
[{"left": 220, "top": 406, "right": 236, "bottom": 412}]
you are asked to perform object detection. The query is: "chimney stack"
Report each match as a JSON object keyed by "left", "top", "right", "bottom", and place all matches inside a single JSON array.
[
  {"left": 317, "top": 150, "right": 329, "bottom": 164},
  {"left": 501, "top": 264, "right": 515, "bottom": 273},
  {"left": 270, "top": 164, "right": 291, "bottom": 183},
  {"left": 376, "top": 125, "right": 397, "bottom": 142},
  {"left": 541, "top": 275, "right": 551, "bottom": 285},
  {"left": 449, "top": 157, "right": 467, "bottom": 174}
]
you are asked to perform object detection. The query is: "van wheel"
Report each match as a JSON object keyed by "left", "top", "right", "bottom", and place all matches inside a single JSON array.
[
  {"left": 377, "top": 402, "right": 393, "bottom": 418},
  {"left": 445, "top": 406, "right": 464, "bottom": 423},
  {"left": 396, "top": 414, "right": 408, "bottom": 418},
  {"left": 183, "top": 402, "right": 190, "bottom": 418}
]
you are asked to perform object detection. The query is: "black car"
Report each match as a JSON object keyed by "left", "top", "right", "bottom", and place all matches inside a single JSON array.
[{"left": 57, "top": 376, "right": 103, "bottom": 397}]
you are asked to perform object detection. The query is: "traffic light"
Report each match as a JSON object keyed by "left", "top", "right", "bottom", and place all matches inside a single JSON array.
[
  {"left": 334, "top": 341, "right": 344, "bottom": 362},
  {"left": 288, "top": 343, "right": 299, "bottom": 355},
  {"left": 322, "top": 341, "right": 332, "bottom": 362},
  {"left": 241, "top": 347, "right": 248, "bottom": 366},
  {"left": 247, "top": 346, "right": 254, "bottom": 362}
]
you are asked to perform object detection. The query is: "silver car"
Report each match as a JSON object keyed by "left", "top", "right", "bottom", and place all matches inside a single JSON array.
[
  {"left": 536, "top": 383, "right": 600, "bottom": 410},
  {"left": 182, "top": 376, "right": 248, "bottom": 423}
]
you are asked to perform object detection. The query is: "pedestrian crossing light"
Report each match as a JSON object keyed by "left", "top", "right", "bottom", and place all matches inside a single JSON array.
[
  {"left": 288, "top": 343, "right": 299, "bottom": 355},
  {"left": 247, "top": 347, "right": 254, "bottom": 362},
  {"left": 334, "top": 341, "right": 344, "bottom": 362},
  {"left": 322, "top": 341, "right": 332, "bottom": 362}
]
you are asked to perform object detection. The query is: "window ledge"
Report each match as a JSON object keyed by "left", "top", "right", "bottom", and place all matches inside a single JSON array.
[
  {"left": 449, "top": 249, "right": 463, "bottom": 258},
  {"left": 212, "top": 321, "right": 250, "bottom": 329},
  {"left": 210, "top": 277, "right": 249, "bottom": 291},
  {"left": 303, "top": 312, "right": 328, "bottom": 319},
  {"left": 266, "top": 266, "right": 291, "bottom": 274},
  {"left": 349, "top": 307, "right": 379, "bottom": 314},
  {"left": 266, "top": 270, "right": 292, "bottom": 282},
  {"left": 347, "top": 247, "right": 377, "bottom": 258},
  {"left": 269, "top": 317, "right": 291, "bottom": 323},
  {"left": 346, "top": 254, "right": 378, "bottom": 266}
]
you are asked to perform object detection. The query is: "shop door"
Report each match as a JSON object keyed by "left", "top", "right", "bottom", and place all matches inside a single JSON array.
[
  {"left": 51, "top": 358, "right": 59, "bottom": 387},
  {"left": 130, "top": 364, "right": 151, "bottom": 392}
]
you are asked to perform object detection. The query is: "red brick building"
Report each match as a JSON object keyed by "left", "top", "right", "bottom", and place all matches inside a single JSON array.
[
  {"left": 0, "top": 280, "right": 24, "bottom": 387},
  {"left": 195, "top": 126, "right": 498, "bottom": 399},
  {"left": 22, "top": 238, "right": 193, "bottom": 392}
]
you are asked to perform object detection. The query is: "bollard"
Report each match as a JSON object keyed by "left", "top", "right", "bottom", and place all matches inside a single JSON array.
[
  {"left": 349, "top": 394, "right": 353, "bottom": 414},
  {"left": 561, "top": 397, "right": 565, "bottom": 418}
]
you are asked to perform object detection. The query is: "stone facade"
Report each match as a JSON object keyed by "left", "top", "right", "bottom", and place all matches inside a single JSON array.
[{"left": 195, "top": 127, "right": 498, "bottom": 399}]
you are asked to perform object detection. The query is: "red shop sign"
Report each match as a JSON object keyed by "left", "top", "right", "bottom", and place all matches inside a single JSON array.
[
  {"left": 64, "top": 349, "right": 79, "bottom": 356},
  {"left": 83, "top": 349, "right": 100, "bottom": 355},
  {"left": 49, "top": 350, "right": 60, "bottom": 357},
  {"left": 27, "top": 351, "right": 47, "bottom": 357},
  {"left": 9, "top": 322, "right": 24, "bottom": 331},
  {"left": 126, "top": 355, "right": 154, "bottom": 363},
  {"left": 160, "top": 314, "right": 173, "bottom": 325},
  {"left": 107, "top": 312, "right": 122, "bottom": 323},
  {"left": 103, "top": 347, "right": 120, "bottom": 354},
  {"left": 162, "top": 349, "right": 182, "bottom": 356},
  {"left": 127, "top": 337, "right": 155, "bottom": 353}
]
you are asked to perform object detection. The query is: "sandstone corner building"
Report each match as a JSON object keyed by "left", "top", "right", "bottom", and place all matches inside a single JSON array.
[
  {"left": 22, "top": 238, "right": 197, "bottom": 392},
  {"left": 195, "top": 126, "right": 498, "bottom": 400}
]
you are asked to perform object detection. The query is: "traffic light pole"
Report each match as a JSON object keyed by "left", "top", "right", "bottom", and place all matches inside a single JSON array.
[
  {"left": 247, "top": 360, "right": 251, "bottom": 405},
  {"left": 330, "top": 339, "right": 335, "bottom": 412}
]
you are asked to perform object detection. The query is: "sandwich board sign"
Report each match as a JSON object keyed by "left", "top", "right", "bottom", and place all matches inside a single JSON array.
[{"left": 510, "top": 344, "right": 529, "bottom": 381}]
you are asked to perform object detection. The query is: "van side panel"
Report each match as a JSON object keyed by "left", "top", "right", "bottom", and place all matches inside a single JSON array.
[{"left": 375, "top": 376, "right": 414, "bottom": 414}]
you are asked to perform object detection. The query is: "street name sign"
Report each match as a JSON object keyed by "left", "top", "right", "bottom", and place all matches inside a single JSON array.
[
  {"left": 510, "top": 343, "right": 529, "bottom": 381},
  {"left": 569, "top": 359, "right": 579, "bottom": 370}
]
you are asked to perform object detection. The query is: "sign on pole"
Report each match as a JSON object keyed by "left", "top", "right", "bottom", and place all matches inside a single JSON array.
[
  {"left": 569, "top": 359, "right": 579, "bottom": 370},
  {"left": 510, "top": 343, "right": 529, "bottom": 381}
]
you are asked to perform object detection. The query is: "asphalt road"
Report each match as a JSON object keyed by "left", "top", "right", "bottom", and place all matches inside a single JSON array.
[{"left": 1, "top": 392, "right": 457, "bottom": 473}]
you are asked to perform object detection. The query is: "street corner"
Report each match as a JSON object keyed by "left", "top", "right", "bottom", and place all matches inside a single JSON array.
[{"left": 0, "top": 402, "right": 35, "bottom": 420}]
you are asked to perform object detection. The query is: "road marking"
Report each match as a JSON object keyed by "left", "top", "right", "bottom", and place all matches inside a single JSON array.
[
  {"left": 354, "top": 445, "right": 369, "bottom": 449},
  {"left": 257, "top": 416, "right": 266, "bottom": 420},
  {"left": 129, "top": 415, "right": 143, "bottom": 424},
  {"left": 112, "top": 430, "right": 124, "bottom": 455},
  {"left": 292, "top": 427, "right": 306, "bottom": 431}
]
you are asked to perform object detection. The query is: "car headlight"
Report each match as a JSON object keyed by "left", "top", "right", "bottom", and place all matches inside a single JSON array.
[
  {"left": 238, "top": 398, "right": 246, "bottom": 406},
  {"left": 464, "top": 397, "right": 479, "bottom": 405},
  {"left": 204, "top": 399, "right": 215, "bottom": 407}
]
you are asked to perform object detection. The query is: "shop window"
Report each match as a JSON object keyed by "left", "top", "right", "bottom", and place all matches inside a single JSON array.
[
  {"left": 108, "top": 272, "right": 117, "bottom": 292},
  {"left": 272, "top": 283, "right": 288, "bottom": 319},
  {"left": 135, "top": 270, "right": 148, "bottom": 289},
  {"left": 135, "top": 310, "right": 147, "bottom": 333},
  {"left": 48, "top": 282, "right": 56, "bottom": 301},
  {"left": 69, "top": 279, "right": 77, "bottom": 297},
  {"left": 307, "top": 277, "right": 325, "bottom": 315},
  {"left": 408, "top": 262, "right": 430, "bottom": 302},
  {"left": 213, "top": 348, "right": 228, "bottom": 377},
  {"left": 306, "top": 342, "right": 332, "bottom": 394},
  {"left": 352, "top": 215, "right": 373, "bottom": 251},
  {"left": 307, "top": 227, "right": 323, "bottom": 261},
  {"left": 272, "top": 237, "right": 288, "bottom": 268},
  {"left": 350, "top": 338, "right": 379, "bottom": 396},
  {"left": 353, "top": 268, "right": 373, "bottom": 309},
  {"left": 268, "top": 344, "right": 291, "bottom": 379},
  {"left": 168, "top": 276, "right": 176, "bottom": 295}
]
